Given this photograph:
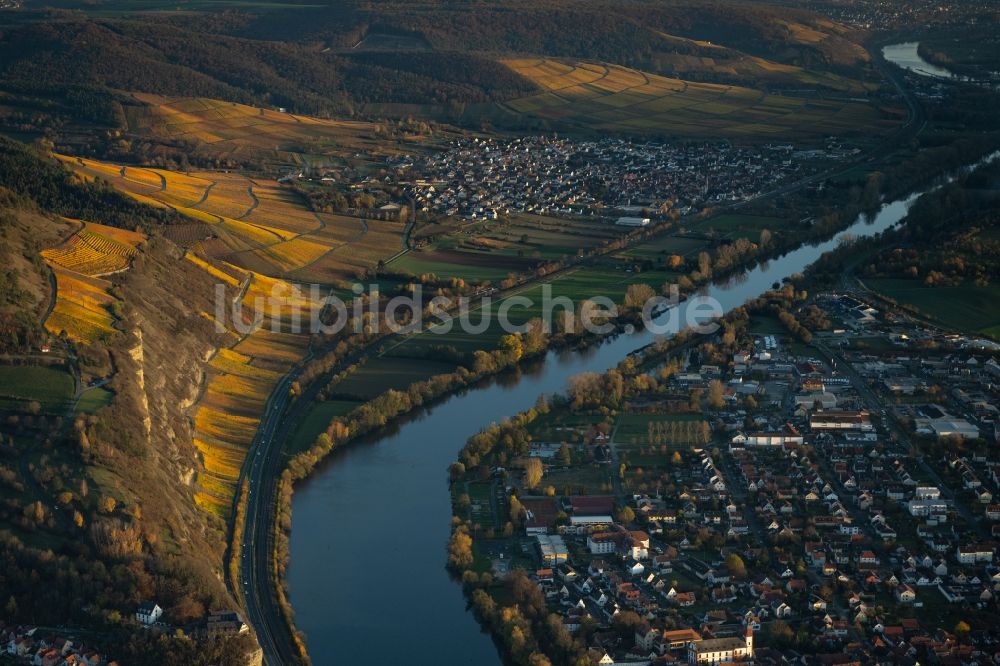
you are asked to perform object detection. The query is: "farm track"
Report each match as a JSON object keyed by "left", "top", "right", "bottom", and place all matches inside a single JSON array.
[
  {"left": 187, "top": 274, "right": 256, "bottom": 419},
  {"left": 40, "top": 266, "right": 57, "bottom": 326},
  {"left": 238, "top": 184, "right": 260, "bottom": 220},
  {"left": 192, "top": 181, "right": 216, "bottom": 208},
  {"left": 122, "top": 166, "right": 166, "bottom": 192}
]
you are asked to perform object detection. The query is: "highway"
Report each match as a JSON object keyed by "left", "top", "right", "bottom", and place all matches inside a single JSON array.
[{"left": 236, "top": 365, "right": 305, "bottom": 666}]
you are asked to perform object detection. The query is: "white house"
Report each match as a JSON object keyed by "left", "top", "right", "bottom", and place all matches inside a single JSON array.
[
  {"left": 587, "top": 533, "right": 617, "bottom": 555},
  {"left": 895, "top": 584, "right": 917, "bottom": 604},
  {"left": 688, "top": 627, "right": 753, "bottom": 664},
  {"left": 136, "top": 602, "right": 163, "bottom": 626},
  {"left": 956, "top": 543, "right": 995, "bottom": 564}
]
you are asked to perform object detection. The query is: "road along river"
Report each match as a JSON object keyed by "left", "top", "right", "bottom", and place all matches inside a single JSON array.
[{"left": 286, "top": 151, "right": 999, "bottom": 665}]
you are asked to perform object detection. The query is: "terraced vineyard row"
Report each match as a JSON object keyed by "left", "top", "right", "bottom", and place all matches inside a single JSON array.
[
  {"left": 41, "top": 223, "right": 144, "bottom": 276},
  {"left": 58, "top": 155, "right": 403, "bottom": 282},
  {"left": 41, "top": 222, "right": 147, "bottom": 344},
  {"left": 185, "top": 255, "right": 324, "bottom": 518}
]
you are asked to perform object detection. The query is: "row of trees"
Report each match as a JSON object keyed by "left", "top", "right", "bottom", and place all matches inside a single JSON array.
[{"left": 646, "top": 418, "right": 711, "bottom": 446}]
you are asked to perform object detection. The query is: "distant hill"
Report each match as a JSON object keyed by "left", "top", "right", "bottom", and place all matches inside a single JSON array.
[
  {"left": 0, "top": 17, "right": 539, "bottom": 118},
  {"left": 0, "top": 1, "right": 875, "bottom": 126}
]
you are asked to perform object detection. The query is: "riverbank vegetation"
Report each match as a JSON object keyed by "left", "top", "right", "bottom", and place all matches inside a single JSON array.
[
  {"left": 814, "top": 156, "right": 1000, "bottom": 339},
  {"left": 917, "top": 28, "right": 1000, "bottom": 81}
]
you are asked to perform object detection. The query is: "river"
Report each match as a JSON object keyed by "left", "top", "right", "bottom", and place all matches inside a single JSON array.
[
  {"left": 882, "top": 41, "right": 959, "bottom": 80},
  {"left": 286, "top": 152, "right": 998, "bottom": 665},
  {"left": 882, "top": 41, "right": 999, "bottom": 89}
]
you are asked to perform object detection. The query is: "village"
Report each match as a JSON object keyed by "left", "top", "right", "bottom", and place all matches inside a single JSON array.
[
  {"left": 1, "top": 608, "right": 248, "bottom": 666},
  {"left": 387, "top": 136, "right": 845, "bottom": 222},
  {"left": 463, "top": 286, "right": 1000, "bottom": 666}
]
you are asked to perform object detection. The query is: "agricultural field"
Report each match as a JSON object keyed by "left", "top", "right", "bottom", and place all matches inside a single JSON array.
[
  {"left": 867, "top": 278, "right": 1000, "bottom": 340},
  {"left": 44, "top": 267, "right": 118, "bottom": 344},
  {"left": 384, "top": 257, "right": 681, "bottom": 358},
  {"left": 76, "top": 387, "right": 115, "bottom": 414},
  {"left": 393, "top": 214, "right": 623, "bottom": 284},
  {"left": 0, "top": 365, "right": 75, "bottom": 413},
  {"left": 285, "top": 399, "right": 363, "bottom": 459},
  {"left": 287, "top": 217, "right": 405, "bottom": 284},
  {"left": 123, "top": 93, "right": 431, "bottom": 166},
  {"left": 699, "top": 213, "right": 783, "bottom": 240},
  {"left": 331, "top": 356, "right": 458, "bottom": 401},
  {"left": 41, "top": 221, "right": 146, "bottom": 344},
  {"left": 186, "top": 256, "right": 325, "bottom": 518},
  {"left": 618, "top": 235, "right": 709, "bottom": 262},
  {"left": 417, "top": 214, "right": 620, "bottom": 261},
  {"left": 384, "top": 212, "right": 777, "bottom": 360},
  {"left": 614, "top": 412, "right": 709, "bottom": 446},
  {"left": 41, "top": 221, "right": 145, "bottom": 277},
  {"left": 388, "top": 252, "right": 518, "bottom": 285},
  {"left": 494, "top": 59, "right": 891, "bottom": 140},
  {"left": 59, "top": 156, "right": 405, "bottom": 284},
  {"left": 57, "top": 155, "right": 405, "bottom": 282},
  {"left": 648, "top": 45, "right": 869, "bottom": 94}
]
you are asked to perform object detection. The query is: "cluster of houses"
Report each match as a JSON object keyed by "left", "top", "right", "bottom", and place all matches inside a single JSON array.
[
  {"left": 394, "top": 136, "right": 809, "bottom": 221},
  {"left": 503, "top": 305, "right": 1000, "bottom": 664},
  {"left": 516, "top": 449, "right": 1000, "bottom": 665},
  {"left": 525, "top": 520, "right": 758, "bottom": 665},
  {"left": 134, "top": 601, "right": 248, "bottom": 639},
  {"left": 824, "top": 0, "right": 966, "bottom": 31},
  {"left": 2, "top": 625, "right": 109, "bottom": 666},
  {"left": 1, "top": 606, "right": 250, "bottom": 666}
]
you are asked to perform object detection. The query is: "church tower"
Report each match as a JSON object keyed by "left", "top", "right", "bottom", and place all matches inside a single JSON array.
[{"left": 745, "top": 625, "right": 754, "bottom": 654}]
